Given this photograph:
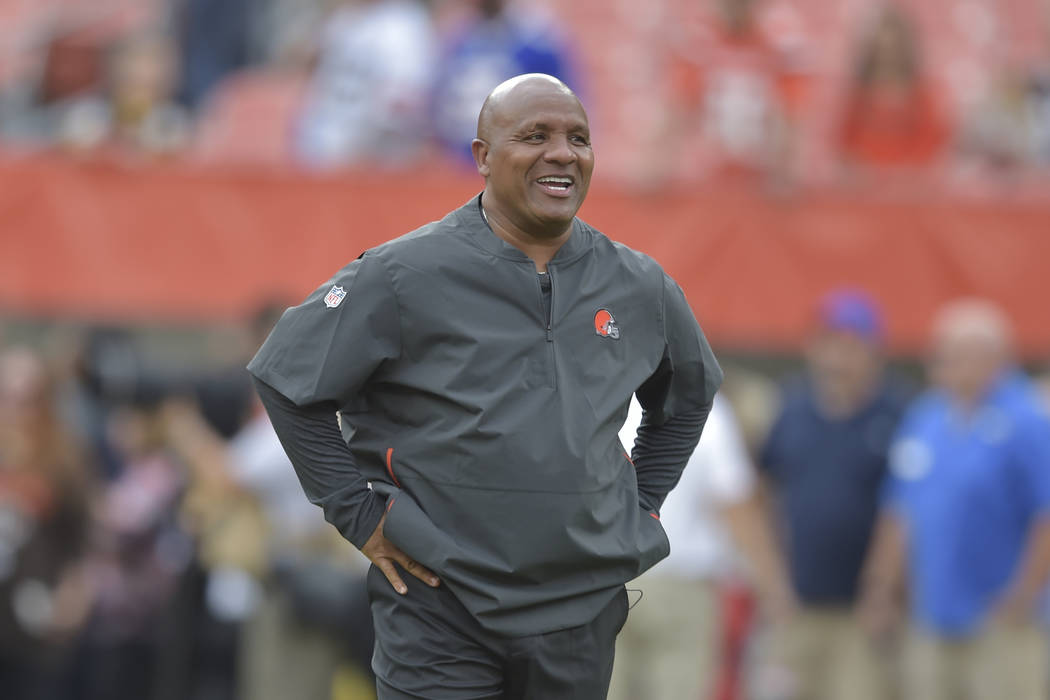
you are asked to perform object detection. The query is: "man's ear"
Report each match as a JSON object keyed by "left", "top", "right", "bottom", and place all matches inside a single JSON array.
[{"left": 471, "top": 139, "right": 490, "bottom": 177}]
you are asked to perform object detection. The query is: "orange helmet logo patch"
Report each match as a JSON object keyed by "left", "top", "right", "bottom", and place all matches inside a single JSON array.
[{"left": 594, "top": 308, "right": 620, "bottom": 339}]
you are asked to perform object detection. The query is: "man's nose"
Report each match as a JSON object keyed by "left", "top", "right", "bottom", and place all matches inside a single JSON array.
[{"left": 543, "top": 134, "right": 577, "bottom": 164}]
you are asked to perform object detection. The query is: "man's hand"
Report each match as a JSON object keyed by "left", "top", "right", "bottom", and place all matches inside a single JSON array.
[
  {"left": 361, "top": 513, "right": 440, "bottom": 595},
  {"left": 990, "top": 587, "right": 1035, "bottom": 628},
  {"left": 856, "top": 586, "right": 899, "bottom": 644}
]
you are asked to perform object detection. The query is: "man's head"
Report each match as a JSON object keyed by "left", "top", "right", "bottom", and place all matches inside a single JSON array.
[
  {"left": 716, "top": 0, "right": 760, "bottom": 35},
  {"left": 929, "top": 298, "right": 1012, "bottom": 404},
  {"left": 472, "top": 74, "right": 593, "bottom": 240},
  {"left": 806, "top": 290, "right": 885, "bottom": 415},
  {"left": 477, "top": 0, "right": 508, "bottom": 20}
]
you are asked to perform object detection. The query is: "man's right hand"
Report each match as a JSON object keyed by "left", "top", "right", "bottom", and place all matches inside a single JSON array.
[
  {"left": 856, "top": 586, "right": 899, "bottom": 644},
  {"left": 361, "top": 513, "right": 440, "bottom": 595}
]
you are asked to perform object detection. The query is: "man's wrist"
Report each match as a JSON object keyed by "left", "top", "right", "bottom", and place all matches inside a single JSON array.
[{"left": 345, "top": 490, "right": 387, "bottom": 550}]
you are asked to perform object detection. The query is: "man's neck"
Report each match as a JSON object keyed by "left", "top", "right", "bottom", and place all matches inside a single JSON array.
[{"left": 481, "top": 199, "right": 572, "bottom": 273}]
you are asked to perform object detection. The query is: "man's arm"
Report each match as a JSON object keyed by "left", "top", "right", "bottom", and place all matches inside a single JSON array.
[
  {"left": 253, "top": 377, "right": 382, "bottom": 549},
  {"left": 631, "top": 403, "right": 711, "bottom": 512},
  {"left": 994, "top": 513, "right": 1050, "bottom": 623},
  {"left": 721, "top": 491, "right": 797, "bottom": 622},
  {"left": 857, "top": 509, "right": 908, "bottom": 641},
  {"left": 253, "top": 375, "right": 439, "bottom": 595},
  {"left": 246, "top": 253, "right": 437, "bottom": 593},
  {"left": 632, "top": 273, "right": 722, "bottom": 512},
  {"left": 994, "top": 407, "right": 1050, "bottom": 622}
]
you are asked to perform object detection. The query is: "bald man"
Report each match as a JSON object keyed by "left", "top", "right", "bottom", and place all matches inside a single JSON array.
[
  {"left": 860, "top": 299, "right": 1050, "bottom": 700},
  {"left": 247, "top": 74, "right": 721, "bottom": 699}
]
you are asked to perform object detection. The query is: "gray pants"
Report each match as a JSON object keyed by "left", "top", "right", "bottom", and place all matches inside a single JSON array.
[{"left": 368, "top": 564, "right": 629, "bottom": 699}]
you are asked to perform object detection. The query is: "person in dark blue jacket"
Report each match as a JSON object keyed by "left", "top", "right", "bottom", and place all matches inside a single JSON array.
[{"left": 758, "top": 290, "right": 906, "bottom": 700}]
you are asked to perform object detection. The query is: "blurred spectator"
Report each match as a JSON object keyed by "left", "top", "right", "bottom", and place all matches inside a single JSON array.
[
  {"left": 861, "top": 299, "right": 1050, "bottom": 700},
  {"left": 190, "top": 306, "right": 278, "bottom": 441},
  {"left": 430, "top": 0, "right": 578, "bottom": 164},
  {"left": 227, "top": 393, "right": 372, "bottom": 700},
  {"left": 660, "top": 0, "right": 808, "bottom": 185},
  {"left": 73, "top": 394, "right": 192, "bottom": 700},
  {"left": 0, "top": 346, "right": 94, "bottom": 700},
  {"left": 0, "top": 28, "right": 109, "bottom": 148},
  {"left": 172, "top": 0, "right": 256, "bottom": 110},
  {"left": 0, "top": 24, "right": 193, "bottom": 158},
  {"left": 58, "top": 29, "right": 191, "bottom": 156},
  {"left": 1029, "top": 57, "right": 1050, "bottom": 166},
  {"left": 251, "top": 0, "right": 339, "bottom": 68},
  {"left": 837, "top": 4, "right": 950, "bottom": 172},
  {"left": 755, "top": 290, "right": 907, "bottom": 700},
  {"left": 295, "top": 0, "right": 435, "bottom": 168},
  {"left": 610, "top": 394, "right": 793, "bottom": 700},
  {"left": 957, "top": 64, "right": 1039, "bottom": 174},
  {"left": 164, "top": 304, "right": 374, "bottom": 700}
]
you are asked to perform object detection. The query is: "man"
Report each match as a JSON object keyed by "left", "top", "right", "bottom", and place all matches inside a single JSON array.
[
  {"left": 248, "top": 74, "right": 721, "bottom": 699},
  {"left": 756, "top": 290, "right": 906, "bottom": 700},
  {"left": 609, "top": 394, "right": 793, "bottom": 700},
  {"left": 861, "top": 299, "right": 1050, "bottom": 700}
]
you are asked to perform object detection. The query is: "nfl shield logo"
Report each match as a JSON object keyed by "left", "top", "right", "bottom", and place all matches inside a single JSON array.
[{"left": 324, "top": 285, "right": 347, "bottom": 308}]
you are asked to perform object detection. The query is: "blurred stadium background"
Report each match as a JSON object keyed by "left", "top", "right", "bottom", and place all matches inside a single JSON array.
[{"left": 2, "top": 0, "right": 1050, "bottom": 699}]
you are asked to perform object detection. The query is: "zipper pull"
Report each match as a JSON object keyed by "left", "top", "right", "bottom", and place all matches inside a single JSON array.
[{"left": 546, "top": 325, "right": 553, "bottom": 342}]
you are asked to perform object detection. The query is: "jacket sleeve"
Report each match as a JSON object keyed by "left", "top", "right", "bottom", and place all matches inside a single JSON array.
[
  {"left": 247, "top": 252, "right": 401, "bottom": 406},
  {"left": 253, "top": 377, "right": 385, "bottom": 549},
  {"left": 631, "top": 273, "right": 723, "bottom": 512},
  {"left": 246, "top": 252, "right": 400, "bottom": 548}
]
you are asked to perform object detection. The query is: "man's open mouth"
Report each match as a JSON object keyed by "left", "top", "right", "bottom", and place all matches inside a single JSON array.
[{"left": 536, "top": 176, "right": 574, "bottom": 194}]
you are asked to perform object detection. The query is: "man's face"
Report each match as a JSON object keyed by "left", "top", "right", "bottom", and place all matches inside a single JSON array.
[
  {"left": 929, "top": 334, "right": 1001, "bottom": 403},
  {"left": 474, "top": 88, "right": 594, "bottom": 237},
  {"left": 807, "top": 330, "right": 881, "bottom": 397}
]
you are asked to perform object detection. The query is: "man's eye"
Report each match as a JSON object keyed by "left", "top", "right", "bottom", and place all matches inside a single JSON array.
[
  {"left": 571, "top": 135, "right": 590, "bottom": 146},
  {"left": 524, "top": 133, "right": 546, "bottom": 142}
]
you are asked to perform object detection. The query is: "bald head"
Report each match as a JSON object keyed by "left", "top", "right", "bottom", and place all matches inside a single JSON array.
[
  {"left": 470, "top": 73, "right": 594, "bottom": 243},
  {"left": 476, "top": 74, "right": 580, "bottom": 142},
  {"left": 932, "top": 299, "right": 1013, "bottom": 358},
  {"left": 930, "top": 298, "right": 1013, "bottom": 403}
]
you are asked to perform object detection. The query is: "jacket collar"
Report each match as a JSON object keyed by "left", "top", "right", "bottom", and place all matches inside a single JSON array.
[{"left": 454, "top": 194, "right": 591, "bottom": 267}]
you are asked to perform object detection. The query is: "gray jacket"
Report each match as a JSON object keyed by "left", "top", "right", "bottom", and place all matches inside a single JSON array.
[{"left": 248, "top": 197, "right": 721, "bottom": 636}]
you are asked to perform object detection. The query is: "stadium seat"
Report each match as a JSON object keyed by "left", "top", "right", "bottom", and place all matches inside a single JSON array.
[{"left": 190, "top": 68, "right": 310, "bottom": 168}]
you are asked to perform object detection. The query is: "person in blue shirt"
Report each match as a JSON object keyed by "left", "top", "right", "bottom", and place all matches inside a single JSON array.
[
  {"left": 860, "top": 298, "right": 1050, "bottom": 700},
  {"left": 757, "top": 289, "right": 907, "bottom": 700},
  {"left": 431, "top": 0, "right": 578, "bottom": 164}
]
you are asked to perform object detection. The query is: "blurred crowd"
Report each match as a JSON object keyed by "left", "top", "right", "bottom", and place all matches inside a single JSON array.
[
  {"left": 0, "top": 0, "right": 1049, "bottom": 190},
  {"left": 3, "top": 292, "right": 1050, "bottom": 700},
  {"left": 611, "top": 292, "right": 1050, "bottom": 700},
  {"left": 0, "top": 307, "right": 378, "bottom": 700},
  {"left": 0, "top": 0, "right": 577, "bottom": 173}
]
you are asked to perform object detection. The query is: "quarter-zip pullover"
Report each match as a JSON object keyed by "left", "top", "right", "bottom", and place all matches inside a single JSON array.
[{"left": 249, "top": 196, "right": 722, "bottom": 636}]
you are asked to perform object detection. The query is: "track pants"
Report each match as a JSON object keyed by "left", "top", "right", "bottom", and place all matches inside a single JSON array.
[{"left": 367, "top": 563, "right": 629, "bottom": 699}]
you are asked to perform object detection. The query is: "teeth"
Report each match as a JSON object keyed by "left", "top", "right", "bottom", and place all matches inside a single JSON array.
[{"left": 538, "top": 177, "right": 572, "bottom": 185}]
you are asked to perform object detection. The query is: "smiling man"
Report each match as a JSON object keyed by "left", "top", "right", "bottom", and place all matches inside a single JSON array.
[{"left": 248, "top": 74, "right": 722, "bottom": 699}]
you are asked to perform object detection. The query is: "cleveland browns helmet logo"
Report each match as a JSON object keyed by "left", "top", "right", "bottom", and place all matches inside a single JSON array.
[{"left": 594, "top": 308, "right": 620, "bottom": 339}]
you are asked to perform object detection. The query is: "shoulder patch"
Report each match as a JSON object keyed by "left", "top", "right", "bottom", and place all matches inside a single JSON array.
[{"left": 324, "top": 285, "right": 347, "bottom": 308}]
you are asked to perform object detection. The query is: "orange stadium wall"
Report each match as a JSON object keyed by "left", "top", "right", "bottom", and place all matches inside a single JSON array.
[{"left": 2, "top": 157, "right": 1049, "bottom": 359}]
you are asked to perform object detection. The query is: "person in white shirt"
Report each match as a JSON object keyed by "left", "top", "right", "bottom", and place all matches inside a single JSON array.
[
  {"left": 295, "top": 0, "right": 435, "bottom": 168},
  {"left": 609, "top": 394, "right": 793, "bottom": 700}
]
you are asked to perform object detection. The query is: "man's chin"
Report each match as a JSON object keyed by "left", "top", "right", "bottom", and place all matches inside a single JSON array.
[{"left": 529, "top": 202, "right": 581, "bottom": 232}]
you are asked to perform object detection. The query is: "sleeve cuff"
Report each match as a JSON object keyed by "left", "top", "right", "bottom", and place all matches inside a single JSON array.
[{"left": 343, "top": 488, "right": 387, "bottom": 550}]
